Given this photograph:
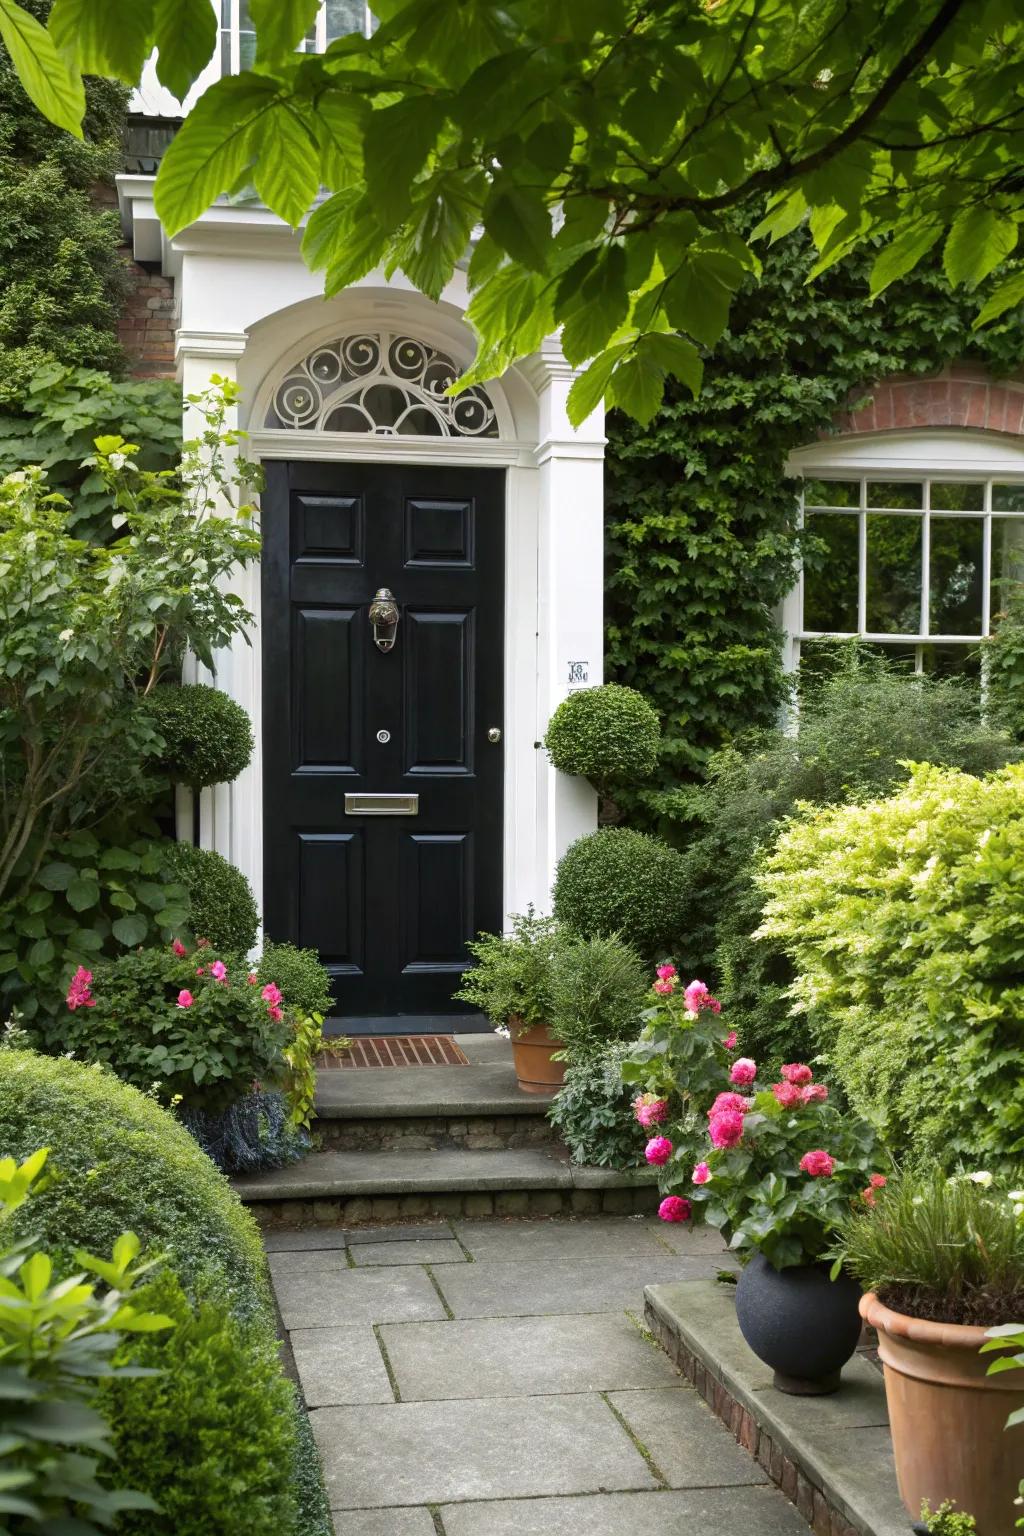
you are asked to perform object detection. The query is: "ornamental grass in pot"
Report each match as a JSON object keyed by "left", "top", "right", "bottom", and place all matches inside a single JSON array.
[
  {"left": 625, "top": 968, "right": 883, "bottom": 1394},
  {"left": 831, "top": 1171, "right": 1024, "bottom": 1534}
]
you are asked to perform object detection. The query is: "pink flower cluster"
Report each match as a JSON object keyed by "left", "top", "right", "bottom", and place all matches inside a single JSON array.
[
  {"left": 770, "top": 1062, "right": 828, "bottom": 1109},
  {"left": 799, "top": 1149, "right": 835, "bottom": 1178},
  {"left": 862, "top": 1172, "right": 887, "bottom": 1206},
  {"left": 684, "top": 978, "right": 721, "bottom": 1014},
  {"left": 707, "top": 1075, "right": 753, "bottom": 1148},
  {"left": 645, "top": 1135, "right": 673, "bottom": 1167},
  {"left": 65, "top": 967, "right": 95, "bottom": 1010},
  {"left": 653, "top": 962, "right": 677, "bottom": 996},
  {"left": 633, "top": 1093, "right": 668, "bottom": 1129},
  {"left": 261, "top": 981, "right": 284, "bottom": 1022},
  {"left": 658, "top": 1195, "right": 691, "bottom": 1223}
]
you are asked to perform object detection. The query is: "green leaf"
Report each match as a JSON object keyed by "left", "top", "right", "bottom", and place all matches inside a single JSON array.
[
  {"left": 606, "top": 347, "right": 666, "bottom": 425},
  {"left": 974, "top": 268, "right": 1024, "bottom": 329},
  {"left": 363, "top": 96, "right": 446, "bottom": 228},
  {"left": 0, "top": 0, "right": 85, "bottom": 136},
  {"left": 66, "top": 877, "right": 100, "bottom": 913},
  {"left": 112, "top": 913, "right": 149, "bottom": 947},
  {"left": 565, "top": 342, "right": 631, "bottom": 428},
  {"left": 560, "top": 246, "right": 629, "bottom": 367},
  {"left": 154, "top": 73, "right": 283, "bottom": 236},
  {"left": 315, "top": 94, "right": 366, "bottom": 189},
  {"left": 642, "top": 332, "right": 703, "bottom": 397},
  {"left": 483, "top": 177, "right": 552, "bottom": 273},
  {"left": 752, "top": 188, "right": 808, "bottom": 245},
  {"left": 153, "top": 0, "right": 217, "bottom": 102},
  {"left": 48, "top": 0, "right": 154, "bottom": 82},
  {"left": 944, "top": 206, "right": 1019, "bottom": 290},
  {"left": 250, "top": 0, "right": 319, "bottom": 60},
  {"left": 27, "top": 938, "right": 55, "bottom": 968},
  {"left": 389, "top": 172, "right": 481, "bottom": 302},
  {"left": 869, "top": 223, "right": 943, "bottom": 297},
  {"left": 252, "top": 103, "right": 320, "bottom": 228},
  {"left": 38, "top": 861, "right": 75, "bottom": 891}
]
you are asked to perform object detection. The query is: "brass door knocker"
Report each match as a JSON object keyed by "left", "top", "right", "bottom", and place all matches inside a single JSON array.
[{"left": 369, "top": 588, "right": 400, "bottom": 652}]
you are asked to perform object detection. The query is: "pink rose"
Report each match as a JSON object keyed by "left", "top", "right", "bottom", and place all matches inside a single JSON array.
[
  {"left": 65, "top": 966, "right": 95, "bottom": 1011},
  {"left": 771, "top": 1081, "right": 803, "bottom": 1108},
  {"left": 658, "top": 1195, "right": 691, "bottom": 1223},
  {"left": 781, "top": 1063, "right": 813, "bottom": 1085},
  {"left": 692, "top": 1162, "right": 711, "bottom": 1185},
  {"left": 684, "top": 979, "right": 722, "bottom": 1014},
  {"left": 645, "top": 1136, "right": 673, "bottom": 1166},
  {"left": 723, "top": 1030, "right": 737, "bottom": 1050},
  {"left": 261, "top": 982, "right": 283, "bottom": 1007},
  {"left": 172, "top": 939, "right": 187, "bottom": 957},
  {"left": 653, "top": 978, "right": 675, "bottom": 996},
  {"left": 634, "top": 1095, "right": 668, "bottom": 1128},
  {"left": 729, "top": 1057, "right": 756, "bottom": 1086},
  {"left": 209, "top": 959, "right": 227, "bottom": 981},
  {"left": 799, "top": 1149, "right": 835, "bottom": 1178},
  {"left": 268, "top": 1004, "right": 284, "bottom": 1022},
  {"left": 801, "top": 1083, "right": 828, "bottom": 1104},
  {"left": 656, "top": 963, "right": 677, "bottom": 980},
  {"left": 247, "top": 972, "right": 258, "bottom": 985},
  {"left": 176, "top": 989, "right": 194, "bottom": 1010},
  {"left": 709, "top": 1091, "right": 747, "bottom": 1117},
  {"left": 709, "top": 1109, "right": 744, "bottom": 1149}
]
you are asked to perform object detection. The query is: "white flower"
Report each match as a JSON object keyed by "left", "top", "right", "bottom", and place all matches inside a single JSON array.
[
  {"left": 969, "top": 1171, "right": 994, "bottom": 1187},
  {"left": 494, "top": 1024, "right": 511, "bottom": 1039}
]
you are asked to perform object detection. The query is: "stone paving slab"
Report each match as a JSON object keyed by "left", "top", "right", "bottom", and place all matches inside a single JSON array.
[
  {"left": 380, "top": 1314, "right": 682, "bottom": 1401},
  {"left": 268, "top": 1249, "right": 352, "bottom": 1277},
  {"left": 289, "top": 1325, "right": 394, "bottom": 1407},
  {"left": 645, "top": 1220, "right": 736, "bottom": 1256},
  {"left": 330, "top": 1509, "right": 436, "bottom": 1536},
  {"left": 439, "top": 1484, "right": 813, "bottom": 1535},
  {"left": 453, "top": 1216, "right": 672, "bottom": 1263},
  {"left": 751, "top": 1355, "right": 889, "bottom": 1429},
  {"left": 347, "top": 1223, "right": 450, "bottom": 1245},
  {"left": 262, "top": 1227, "right": 350, "bottom": 1253},
  {"left": 433, "top": 1255, "right": 735, "bottom": 1319},
  {"left": 234, "top": 1145, "right": 573, "bottom": 1201},
  {"left": 316, "top": 1060, "right": 554, "bottom": 1119},
  {"left": 273, "top": 1263, "right": 446, "bottom": 1330},
  {"left": 608, "top": 1387, "right": 769, "bottom": 1488},
  {"left": 312, "top": 1394, "right": 660, "bottom": 1509},
  {"left": 646, "top": 1279, "right": 774, "bottom": 1389},
  {"left": 351, "top": 1238, "right": 466, "bottom": 1266}
]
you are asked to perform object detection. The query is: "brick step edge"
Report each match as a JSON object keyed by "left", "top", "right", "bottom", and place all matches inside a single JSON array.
[{"left": 247, "top": 1184, "right": 659, "bottom": 1228}]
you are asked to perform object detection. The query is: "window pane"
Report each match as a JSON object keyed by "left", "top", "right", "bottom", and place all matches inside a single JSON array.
[
  {"left": 993, "top": 484, "right": 1024, "bottom": 512},
  {"left": 326, "top": 0, "right": 366, "bottom": 38},
  {"left": 919, "top": 644, "right": 981, "bottom": 682},
  {"left": 802, "top": 478, "right": 859, "bottom": 508},
  {"left": 803, "top": 513, "right": 858, "bottom": 631},
  {"left": 929, "top": 517, "right": 983, "bottom": 634},
  {"left": 929, "top": 482, "right": 984, "bottom": 512},
  {"left": 992, "top": 516, "right": 1024, "bottom": 616},
  {"left": 866, "top": 514, "right": 921, "bottom": 633},
  {"left": 866, "top": 480, "right": 923, "bottom": 510}
]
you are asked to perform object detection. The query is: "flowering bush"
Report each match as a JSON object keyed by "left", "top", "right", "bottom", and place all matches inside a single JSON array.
[{"left": 60, "top": 940, "right": 293, "bottom": 1113}]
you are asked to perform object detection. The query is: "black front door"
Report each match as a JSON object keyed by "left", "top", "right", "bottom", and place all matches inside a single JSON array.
[{"left": 261, "top": 461, "right": 505, "bottom": 1020}]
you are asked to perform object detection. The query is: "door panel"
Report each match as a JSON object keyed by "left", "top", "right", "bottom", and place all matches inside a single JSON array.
[{"left": 262, "top": 461, "right": 504, "bottom": 1019}]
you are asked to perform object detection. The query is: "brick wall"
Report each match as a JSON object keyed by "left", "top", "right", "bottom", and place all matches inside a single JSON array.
[
  {"left": 117, "top": 254, "right": 177, "bottom": 379},
  {"left": 834, "top": 363, "right": 1024, "bottom": 438}
]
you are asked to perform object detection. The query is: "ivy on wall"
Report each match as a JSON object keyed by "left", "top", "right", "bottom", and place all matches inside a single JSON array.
[
  {"left": 604, "top": 226, "right": 1024, "bottom": 823},
  {"left": 0, "top": 0, "right": 130, "bottom": 406}
]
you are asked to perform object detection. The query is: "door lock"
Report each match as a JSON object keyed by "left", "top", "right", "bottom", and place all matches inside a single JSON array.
[{"left": 487, "top": 727, "right": 502, "bottom": 743}]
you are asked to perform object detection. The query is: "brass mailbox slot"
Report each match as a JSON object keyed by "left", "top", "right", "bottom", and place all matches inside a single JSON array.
[{"left": 345, "top": 793, "right": 419, "bottom": 816}]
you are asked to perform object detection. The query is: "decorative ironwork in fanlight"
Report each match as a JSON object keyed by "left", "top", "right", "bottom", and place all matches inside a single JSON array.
[{"left": 266, "top": 333, "right": 499, "bottom": 438}]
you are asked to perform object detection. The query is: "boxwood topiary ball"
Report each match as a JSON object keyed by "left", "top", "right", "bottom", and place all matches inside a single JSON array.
[
  {"left": 163, "top": 841, "right": 259, "bottom": 954},
  {"left": 544, "top": 683, "right": 660, "bottom": 788},
  {"left": 553, "top": 826, "right": 688, "bottom": 960},
  {"left": 147, "top": 685, "right": 254, "bottom": 789}
]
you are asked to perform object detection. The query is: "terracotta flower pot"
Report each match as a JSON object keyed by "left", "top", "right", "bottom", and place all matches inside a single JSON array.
[
  {"left": 508, "top": 1018, "right": 564, "bottom": 1094},
  {"left": 861, "top": 1291, "right": 1024, "bottom": 1534}
]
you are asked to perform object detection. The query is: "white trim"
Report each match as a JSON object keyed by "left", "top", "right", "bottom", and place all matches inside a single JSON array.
[
  {"left": 788, "top": 429, "right": 1024, "bottom": 477},
  {"left": 249, "top": 429, "right": 535, "bottom": 468}
]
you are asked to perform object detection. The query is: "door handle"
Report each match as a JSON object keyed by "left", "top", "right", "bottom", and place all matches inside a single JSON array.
[{"left": 369, "top": 588, "right": 400, "bottom": 652}]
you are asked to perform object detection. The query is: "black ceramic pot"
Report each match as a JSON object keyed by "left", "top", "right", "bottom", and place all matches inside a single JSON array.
[{"left": 734, "top": 1253, "right": 863, "bottom": 1395}]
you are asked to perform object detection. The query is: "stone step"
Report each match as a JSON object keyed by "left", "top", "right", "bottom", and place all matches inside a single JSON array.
[{"left": 234, "top": 1144, "right": 659, "bottom": 1228}]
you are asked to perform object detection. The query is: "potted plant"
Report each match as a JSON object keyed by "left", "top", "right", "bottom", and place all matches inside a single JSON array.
[
  {"left": 831, "top": 1170, "right": 1024, "bottom": 1533},
  {"left": 454, "top": 910, "right": 562, "bottom": 1091}
]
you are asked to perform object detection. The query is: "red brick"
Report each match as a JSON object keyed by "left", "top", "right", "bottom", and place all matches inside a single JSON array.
[
  {"left": 738, "top": 1409, "right": 759, "bottom": 1454},
  {"left": 987, "top": 386, "right": 1012, "bottom": 432},
  {"left": 947, "top": 381, "right": 974, "bottom": 425},
  {"left": 874, "top": 386, "right": 896, "bottom": 429},
  {"left": 780, "top": 1457, "right": 798, "bottom": 1501},
  {"left": 892, "top": 386, "right": 915, "bottom": 427},
  {"left": 966, "top": 385, "right": 989, "bottom": 427},
  {"left": 796, "top": 1471, "right": 816, "bottom": 1524},
  {"left": 846, "top": 403, "right": 876, "bottom": 433},
  {"left": 1006, "top": 392, "right": 1024, "bottom": 435},
  {"left": 812, "top": 1488, "right": 832, "bottom": 1536}
]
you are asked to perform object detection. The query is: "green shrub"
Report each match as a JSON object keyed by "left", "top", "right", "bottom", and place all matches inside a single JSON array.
[
  {"left": 62, "top": 942, "right": 292, "bottom": 1113},
  {"left": 163, "top": 842, "right": 259, "bottom": 953},
  {"left": 984, "top": 586, "right": 1024, "bottom": 741},
  {"left": 258, "top": 940, "right": 334, "bottom": 1020},
  {"left": 553, "top": 828, "right": 689, "bottom": 960},
  {"left": 0, "top": 1049, "right": 272, "bottom": 1327},
  {"left": 454, "top": 909, "right": 559, "bottom": 1027},
  {"left": 548, "top": 1042, "right": 645, "bottom": 1169},
  {"left": 544, "top": 684, "right": 660, "bottom": 791},
  {"left": 145, "top": 684, "right": 254, "bottom": 790},
  {"left": 548, "top": 933, "right": 649, "bottom": 1062},
  {"left": 100, "top": 1269, "right": 298, "bottom": 1536},
  {"left": 759, "top": 762, "right": 1024, "bottom": 1175}
]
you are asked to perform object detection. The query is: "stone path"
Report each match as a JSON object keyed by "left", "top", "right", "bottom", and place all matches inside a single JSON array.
[{"left": 266, "top": 1216, "right": 813, "bottom": 1534}]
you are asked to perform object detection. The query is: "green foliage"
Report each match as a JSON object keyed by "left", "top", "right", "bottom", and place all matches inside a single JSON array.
[
  {"left": 552, "top": 828, "right": 689, "bottom": 961},
  {"left": 623, "top": 979, "right": 733, "bottom": 1174},
  {"left": 257, "top": 940, "right": 333, "bottom": 1021},
  {"left": 99, "top": 1268, "right": 299, "bottom": 1536},
  {"left": 548, "top": 933, "right": 649, "bottom": 1063},
  {"left": 453, "top": 909, "right": 558, "bottom": 1030},
  {"left": 983, "top": 1323, "right": 1024, "bottom": 1446},
  {"left": 672, "top": 653, "right": 1018, "bottom": 1068},
  {"left": 0, "top": 364, "right": 182, "bottom": 541},
  {"left": 548, "top": 1042, "right": 645, "bottom": 1170},
  {"left": 0, "top": 1049, "right": 274, "bottom": 1327},
  {"left": 0, "top": 1148, "right": 171, "bottom": 1535},
  {"left": 831, "top": 1171, "right": 1024, "bottom": 1328},
  {"left": 759, "top": 762, "right": 1024, "bottom": 1176},
  {"left": 60, "top": 942, "right": 292, "bottom": 1112},
  {"left": 543, "top": 683, "right": 660, "bottom": 793},
  {"left": 0, "top": 0, "right": 128, "bottom": 396},
  {"left": 919, "top": 1503, "right": 978, "bottom": 1536},
  {"left": 985, "top": 588, "right": 1024, "bottom": 741},
  {"left": 162, "top": 843, "right": 259, "bottom": 954},
  {"left": 145, "top": 684, "right": 254, "bottom": 790}
]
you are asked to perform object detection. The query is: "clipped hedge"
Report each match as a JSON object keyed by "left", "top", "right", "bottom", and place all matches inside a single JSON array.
[
  {"left": 544, "top": 683, "right": 660, "bottom": 791},
  {"left": 163, "top": 841, "right": 259, "bottom": 953},
  {"left": 553, "top": 827, "right": 688, "bottom": 960},
  {"left": 258, "top": 940, "right": 334, "bottom": 1020},
  {"left": 759, "top": 762, "right": 1024, "bottom": 1175},
  {"left": 146, "top": 684, "right": 254, "bottom": 790}
]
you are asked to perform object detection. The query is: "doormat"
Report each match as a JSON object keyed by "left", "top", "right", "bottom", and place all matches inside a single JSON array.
[{"left": 319, "top": 1036, "right": 470, "bottom": 1069}]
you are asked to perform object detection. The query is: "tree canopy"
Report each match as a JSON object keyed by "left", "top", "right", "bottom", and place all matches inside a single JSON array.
[{"left": 1, "top": 0, "right": 1022, "bottom": 420}]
